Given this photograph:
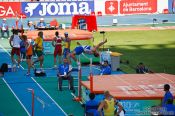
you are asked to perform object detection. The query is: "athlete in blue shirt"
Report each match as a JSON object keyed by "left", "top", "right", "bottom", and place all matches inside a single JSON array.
[
  {"left": 69, "top": 39, "right": 107, "bottom": 62},
  {"left": 162, "top": 84, "right": 174, "bottom": 106},
  {"left": 100, "top": 60, "right": 111, "bottom": 75},
  {"left": 159, "top": 99, "right": 175, "bottom": 115},
  {"left": 151, "top": 84, "right": 174, "bottom": 115},
  {"left": 85, "top": 93, "right": 99, "bottom": 116}
]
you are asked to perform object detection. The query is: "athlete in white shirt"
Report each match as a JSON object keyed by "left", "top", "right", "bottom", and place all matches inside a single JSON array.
[{"left": 9, "top": 30, "right": 22, "bottom": 69}]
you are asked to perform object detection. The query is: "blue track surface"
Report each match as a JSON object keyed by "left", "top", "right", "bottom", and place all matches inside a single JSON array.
[
  {"left": 0, "top": 43, "right": 124, "bottom": 115},
  {"left": 0, "top": 45, "right": 67, "bottom": 116}
]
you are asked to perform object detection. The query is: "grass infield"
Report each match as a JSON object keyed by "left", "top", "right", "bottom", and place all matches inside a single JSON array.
[{"left": 93, "top": 29, "right": 175, "bottom": 74}]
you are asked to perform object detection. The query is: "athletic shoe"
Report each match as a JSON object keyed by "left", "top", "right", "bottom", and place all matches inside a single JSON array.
[
  {"left": 26, "top": 72, "right": 30, "bottom": 76},
  {"left": 12, "top": 64, "right": 16, "bottom": 72},
  {"left": 76, "top": 61, "right": 80, "bottom": 65},
  {"left": 33, "top": 56, "right": 37, "bottom": 59},
  {"left": 40, "top": 68, "right": 44, "bottom": 72},
  {"left": 53, "top": 65, "right": 57, "bottom": 69}
]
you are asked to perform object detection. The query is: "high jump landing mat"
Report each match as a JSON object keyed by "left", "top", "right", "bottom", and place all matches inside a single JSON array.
[
  {"left": 25, "top": 29, "right": 93, "bottom": 54},
  {"left": 81, "top": 73, "right": 175, "bottom": 115},
  {"left": 81, "top": 73, "right": 175, "bottom": 100}
]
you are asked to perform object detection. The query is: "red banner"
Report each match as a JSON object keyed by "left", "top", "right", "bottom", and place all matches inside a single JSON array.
[
  {"left": 0, "top": 2, "right": 21, "bottom": 18},
  {"left": 120, "top": 0, "right": 157, "bottom": 14},
  {"left": 105, "top": 1, "right": 118, "bottom": 15}
]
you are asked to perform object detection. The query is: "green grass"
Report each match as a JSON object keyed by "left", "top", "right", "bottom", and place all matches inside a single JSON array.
[
  {"left": 93, "top": 29, "right": 175, "bottom": 74},
  {"left": 1, "top": 29, "right": 175, "bottom": 74}
]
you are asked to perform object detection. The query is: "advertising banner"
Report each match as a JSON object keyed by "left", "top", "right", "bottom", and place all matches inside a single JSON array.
[
  {"left": 105, "top": 1, "right": 118, "bottom": 15},
  {"left": 21, "top": 0, "right": 94, "bottom": 17},
  {"left": 120, "top": 0, "right": 157, "bottom": 14},
  {"left": 168, "top": 0, "right": 175, "bottom": 13},
  {"left": 0, "top": 2, "right": 21, "bottom": 18}
]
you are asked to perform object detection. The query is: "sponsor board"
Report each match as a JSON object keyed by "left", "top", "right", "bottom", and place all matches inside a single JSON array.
[
  {"left": 120, "top": 0, "right": 157, "bottom": 14},
  {"left": 22, "top": 0, "right": 94, "bottom": 17},
  {"left": 0, "top": 2, "right": 21, "bottom": 18},
  {"left": 105, "top": 1, "right": 118, "bottom": 15},
  {"left": 168, "top": 0, "right": 175, "bottom": 13}
]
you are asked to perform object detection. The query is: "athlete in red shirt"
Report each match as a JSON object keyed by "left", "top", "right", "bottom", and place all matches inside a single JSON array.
[{"left": 52, "top": 31, "right": 63, "bottom": 68}]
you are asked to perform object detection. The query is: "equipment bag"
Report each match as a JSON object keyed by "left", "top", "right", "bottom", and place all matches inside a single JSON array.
[
  {"left": 0, "top": 63, "right": 8, "bottom": 72},
  {"left": 34, "top": 69, "right": 46, "bottom": 77}
]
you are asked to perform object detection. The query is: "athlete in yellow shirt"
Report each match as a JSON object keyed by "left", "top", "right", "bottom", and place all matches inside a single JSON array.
[
  {"left": 63, "top": 32, "right": 71, "bottom": 58},
  {"left": 98, "top": 91, "right": 123, "bottom": 116},
  {"left": 33, "top": 31, "right": 44, "bottom": 71}
]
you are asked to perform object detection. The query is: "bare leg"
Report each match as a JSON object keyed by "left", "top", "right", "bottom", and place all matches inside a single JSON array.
[
  {"left": 58, "top": 55, "right": 62, "bottom": 64},
  {"left": 39, "top": 55, "right": 44, "bottom": 69},
  {"left": 33, "top": 59, "right": 39, "bottom": 64},
  {"left": 17, "top": 55, "right": 21, "bottom": 67},
  {"left": 69, "top": 52, "right": 77, "bottom": 62},
  {"left": 94, "top": 38, "right": 107, "bottom": 50},
  {"left": 27, "top": 59, "right": 32, "bottom": 74},
  {"left": 11, "top": 55, "right": 15, "bottom": 64},
  {"left": 54, "top": 56, "right": 57, "bottom": 66}
]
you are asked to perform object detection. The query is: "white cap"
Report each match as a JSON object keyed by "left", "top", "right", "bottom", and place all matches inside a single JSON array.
[
  {"left": 3, "top": 18, "right": 6, "bottom": 20},
  {"left": 29, "top": 21, "right": 33, "bottom": 24},
  {"left": 40, "top": 18, "right": 44, "bottom": 20}
]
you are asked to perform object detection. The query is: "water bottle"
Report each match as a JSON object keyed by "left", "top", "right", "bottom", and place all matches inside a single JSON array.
[
  {"left": 8, "top": 64, "right": 12, "bottom": 72},
  {"left": 12, "top": 64, "right": 16, "bottom": 72}
]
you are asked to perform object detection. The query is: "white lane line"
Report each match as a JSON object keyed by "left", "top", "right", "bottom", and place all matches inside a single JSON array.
[
  {"left": 31, "top": 77, "right": 68, "bottom": 116},
  {"left": 0, "top": 44, "right": 67, "bottom": 115},
  {"left": 0, "top": 44, "right": 24, "bottom": 69},
  {"left": 2, "top": 78, "right": 30, "bottom": 116}
]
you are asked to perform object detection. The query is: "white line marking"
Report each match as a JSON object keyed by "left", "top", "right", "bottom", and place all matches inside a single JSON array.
[
  {"left": 0, "top": 44, "right": 24, "bottom": 69},
  {"left": 155, "top": 73, "right": 175, "bottom": 83},
  {"left": 70, "top": 93, "right": 84, "bottom": 104},
  {"left": 0, "top": 44, "right": 67, "bottom": 115},
  {"left": 62, "top": 86, "right": 78, "bottom": 88},
  {"left": 31, "top": 77, "right": 68, "bottom": 116},
  {"left": 2, "top": 78, "right": 30, "bottom": 116}
]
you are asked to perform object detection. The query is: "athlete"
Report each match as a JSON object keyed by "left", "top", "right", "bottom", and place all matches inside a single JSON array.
[
  {"left": 33, "top": 31, "right": 44, "bottom": 71},
  {"left": 69, "top": 39, "right": 107, "bottom": 62},
  {"left": 63, "top": 32, "right": 71, "bottom": 59},
  {"left": 52, "top": 31, "right": 63, "bottom": 68},
  {"left": 22, "top": 35, "right": 33, "bottom": 76},
  {"left": 9, "top": 29, "right": 22, "bottom": 70}
]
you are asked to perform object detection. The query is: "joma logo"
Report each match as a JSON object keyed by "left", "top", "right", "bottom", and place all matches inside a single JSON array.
[{"left": 24, "top": 2, "right": 93, "bottom": 16}]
